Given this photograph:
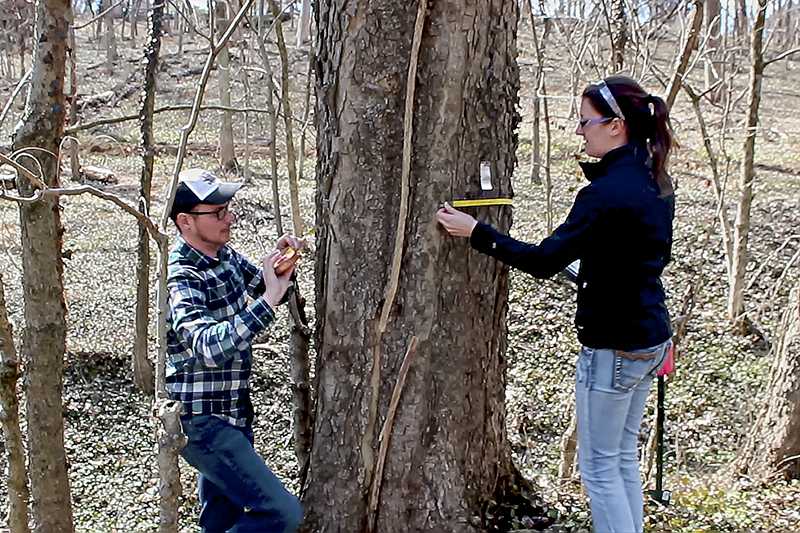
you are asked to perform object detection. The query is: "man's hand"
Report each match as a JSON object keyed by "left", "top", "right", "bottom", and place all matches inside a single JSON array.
[
  {"left": 276, "top": 233, "right": 306, "bottom": 253},
  {"left": 436, "top": 202, "right": 478, "bottom": 238},
  {"left": 262, "top": 250, "right": 295, "bottom": 307}
]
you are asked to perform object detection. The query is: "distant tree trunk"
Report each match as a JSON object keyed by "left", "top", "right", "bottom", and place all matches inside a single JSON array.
[
  {"left": 728, "top": 0, "right": 767, "bottom": 326},
  {"left": 735, "top": 0, "right": 749, "bottom": 39},
  {"left": 216, "top": 0, "right": 238, "bottom": 171},
  {"left": 0, "top": 274, "right": 31, "bottom": 533},
  {"left": 133, "top": 0, "right": 163, "bottom": 397},
  {"left": 104, "top": 0, "right": 118, "bottom": 75},
  {"left": 304, "top": 0, "right": 531, "bottom": 531},
  {"left": 734, "top": 281, "right": 800, "bottom": 480},
  {"left": 665, "top": 0, "right": 703, "bottom": 109},
  {"left": 704, "top": 0, "right": 722, "bottom": 99},
  {"left": 296, "top": 0, "right": 311, "bottom": 46},
  {"left": 11, "top": 0, "right": 75, "bottom": 531},
  {"left": 68, "top": 25, "right": 81, "bottom": 181},
  {"left": 610, "top": 0, "right": 627, "bottom": 71}
]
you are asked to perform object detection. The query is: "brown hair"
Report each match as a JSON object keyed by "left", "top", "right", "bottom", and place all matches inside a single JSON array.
[{"left": 582, "top": 75, "right": 675, "bottom": 196}]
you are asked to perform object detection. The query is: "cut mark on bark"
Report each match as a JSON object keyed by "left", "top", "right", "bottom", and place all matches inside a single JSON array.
[{"left": 363, "top": 0, "right": 429, "bottom": 491}]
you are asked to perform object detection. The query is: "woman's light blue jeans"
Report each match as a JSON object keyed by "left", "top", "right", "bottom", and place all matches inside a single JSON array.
[
  {"left": 575, "top": 340, "right": 670, "bottom": 533},
  {"left": 180, "top": 415, "right": 303, "bottom": 533}
]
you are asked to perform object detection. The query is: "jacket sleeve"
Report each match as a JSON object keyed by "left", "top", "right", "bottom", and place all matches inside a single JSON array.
[
  {"left": 469, "top": 185, "right": 602, "bottom": 278},
  {"left": 168, "top": 268, "right": 275, "bottom": 368}
]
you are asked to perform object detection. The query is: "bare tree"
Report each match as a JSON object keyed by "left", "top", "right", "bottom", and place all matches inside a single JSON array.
[
  {"left": 0, "top": 274, "right": 30, "bottom": 533},
  {"left": 728, "top": 0, "right": 768, "bottom": 326},
  {"left": 303, "top": 0, "right": 542, "bottom": 531},
  {"left": 132, "top": 0, "right": 163, "bottom": 397},
  {"left": 11, "top": 0, "right": 75, "bottom": 529}
]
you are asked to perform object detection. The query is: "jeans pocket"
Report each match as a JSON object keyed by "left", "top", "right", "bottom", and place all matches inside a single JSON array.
[{"left": 611, "top": 353, "right": 656, "bottom": 392}]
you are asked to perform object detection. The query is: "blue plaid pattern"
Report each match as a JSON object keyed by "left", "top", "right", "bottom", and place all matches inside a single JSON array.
[{"left": 166, "top": 236, "right": 273, "bottom": 426}]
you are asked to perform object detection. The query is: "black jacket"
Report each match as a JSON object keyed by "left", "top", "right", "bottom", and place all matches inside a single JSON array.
[{"left": 470, "top": 144, "right": 674, "bottom": 351}]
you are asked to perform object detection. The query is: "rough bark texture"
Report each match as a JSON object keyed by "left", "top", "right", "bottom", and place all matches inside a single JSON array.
[
  {"left": 305, "top": 1, "right": 521, "bottom": 531},
  {"left": 728, "top": 0, "right": 766, "bottom": 325},
  {"left": 216, "top": 0, "right": 238, "bottom": 171},
  {"left": 610, "top": 0, "right": 627, "bottom": 71},
  {"left": 133, "top": 0, "right": 163, "bottom": 397},
  {"left": 0, "top": 274, "right": 31, "bottom": 533},
  {"left": 11, "top": 0, "right": 75, "bottom": 531},
  {"left": 735, "top": 282, "right": 800, "bottom": 480}
]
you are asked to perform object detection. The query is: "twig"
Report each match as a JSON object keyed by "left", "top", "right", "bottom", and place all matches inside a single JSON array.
[
  {"left": 764, "top": 47, "right": 800, "bottom": 68},
  {"left": 746, "top": 235, "right": 800, "bottom": 291},
  {"left": 66, "top": 104, "right": 280, "bottom": 135},
  {"left": 0, "top": 71, "right": 32, "bottom": 134},
  {"left": 161, "top": 0, "right": 257, "bottom": 228},
  {"left": 73, "top": 0, "right": 127, "bottom": 30}
]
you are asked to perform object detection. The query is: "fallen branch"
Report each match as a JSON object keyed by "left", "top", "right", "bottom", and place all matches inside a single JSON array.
[{"left": 367, "top": 337, "right": 419, "bottom": 533}]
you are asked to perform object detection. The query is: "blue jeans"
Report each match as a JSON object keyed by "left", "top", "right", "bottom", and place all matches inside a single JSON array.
[
  {"left": 180, "top": 415, "right": 303, "bottom": 533},
  {"left": 575, "top": 341, "right": 670, "bottom": 533}
]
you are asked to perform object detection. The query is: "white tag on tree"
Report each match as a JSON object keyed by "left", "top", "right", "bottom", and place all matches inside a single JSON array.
[{"left": 480, "top": 161, "right": 492, "bottom": 190}]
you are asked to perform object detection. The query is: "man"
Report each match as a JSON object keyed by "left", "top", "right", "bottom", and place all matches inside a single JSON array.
[{"left": 166, "top": 168, "right": 304, "bottom": 532}]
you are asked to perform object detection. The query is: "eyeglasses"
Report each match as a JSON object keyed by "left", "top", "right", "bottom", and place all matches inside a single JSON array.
[
  {"left": 186, "top": 203, "right": 231, "bottom": 220},
  {"left": 578, "top": 117, "right": 614, "bottom": 129}
]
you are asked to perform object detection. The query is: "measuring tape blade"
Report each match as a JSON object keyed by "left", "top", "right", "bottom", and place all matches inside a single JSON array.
[{"left": 450, "top": 198, "right": 513, "bottom": 208}]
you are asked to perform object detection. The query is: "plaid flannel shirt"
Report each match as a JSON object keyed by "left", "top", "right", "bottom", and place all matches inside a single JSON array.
[{"left": 166, "top": 236, "right": 273, "bottom": 427}]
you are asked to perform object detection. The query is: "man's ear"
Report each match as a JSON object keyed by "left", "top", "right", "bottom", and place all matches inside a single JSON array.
[{"left": 176, "top": 213, "right": 192, "bottom": 233}]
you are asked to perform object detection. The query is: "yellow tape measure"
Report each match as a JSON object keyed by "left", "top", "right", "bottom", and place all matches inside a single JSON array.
[{"left": 450, "top": 198, "right": 513, "bottom": 208}]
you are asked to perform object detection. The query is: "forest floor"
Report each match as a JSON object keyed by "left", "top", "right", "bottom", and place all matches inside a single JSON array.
[{"left": 1, "top": 13, "right": 800, "bottom": 533}]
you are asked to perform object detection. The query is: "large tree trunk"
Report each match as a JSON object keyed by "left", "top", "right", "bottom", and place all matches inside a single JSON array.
[
  {"left": 305, "top": 1, "right": 525, "bottom": 531},
  {"left": 11, "top": 0, "right": 75, "bottom": 531},
  {"left": 727, "top": 0, "right": 767, "bottom": 326},
  {"left": 734, "top": 281, "right": 800, "bottom": 480}
]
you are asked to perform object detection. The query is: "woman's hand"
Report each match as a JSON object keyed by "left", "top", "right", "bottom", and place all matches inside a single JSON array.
[{"left": 436, "top": 202, "right": 478, "bottom": 238}]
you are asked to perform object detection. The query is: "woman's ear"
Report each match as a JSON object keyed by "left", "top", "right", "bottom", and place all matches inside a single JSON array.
[{"left": 610, "top": 117, "right": 627, "bottom": 138}]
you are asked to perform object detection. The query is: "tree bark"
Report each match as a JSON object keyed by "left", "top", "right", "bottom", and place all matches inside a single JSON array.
[
  {"left": 104, "top": 0, "right": 118, "bottom": 75},
  {"left": 0, "top": 274, "right": 31, "bottom": 533},
  {"left": 704, "top": 0, "right": 722, "bottom": 96},
  {"left": 133, "top": 0, "right": 163, "bottom": 397},
  {"left": 216, "top": 0, "right": 238, "bottom": 172},
  {"left": 610, "top": 0, "right": 627, "bottom": 71},
  {"left": 11, "top": 0, "right": 75, "bottom": 530},
  {"left": 305, "top": 0, "right": 525, "bottom": 531},
  {"left": 728, "top": 0, "right": 767, "bottom": 326},
  {"left": 734, "top": 281, "right": 800, "bottom": 480}
]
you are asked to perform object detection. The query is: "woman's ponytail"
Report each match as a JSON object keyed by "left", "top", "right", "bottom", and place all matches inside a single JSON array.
[{"left": 647, "top": 94, "right": 674, "bottom": 197}]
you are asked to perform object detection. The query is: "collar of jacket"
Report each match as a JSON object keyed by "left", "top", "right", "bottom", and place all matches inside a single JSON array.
[
  {"left": 579, "top": 143, "right": 648, "bottom": 182},
  {"left": 175, "top": 235, "right": 229, "bottom": 269}
]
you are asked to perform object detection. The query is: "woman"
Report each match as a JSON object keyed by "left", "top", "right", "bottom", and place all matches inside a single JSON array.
[{"left": 437, "top": 76, "right": 675, "bottom": 533}]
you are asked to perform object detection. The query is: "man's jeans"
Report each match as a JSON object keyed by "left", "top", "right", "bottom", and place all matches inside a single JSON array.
[
  {"left": 575, "top": 341, "right": 670, "bottom": 533},
  {"left": 180, "top": 415, "right": 303, "bottom": 533}
]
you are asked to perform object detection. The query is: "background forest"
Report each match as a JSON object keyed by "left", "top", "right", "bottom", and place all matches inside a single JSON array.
[{"left": 0, "top": 0, "right": 799, "bottom": 532}]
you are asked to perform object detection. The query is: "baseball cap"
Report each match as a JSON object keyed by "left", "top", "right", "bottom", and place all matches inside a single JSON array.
[{"left": 170, "top": 168, "right": 242, "bottom": 220}]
